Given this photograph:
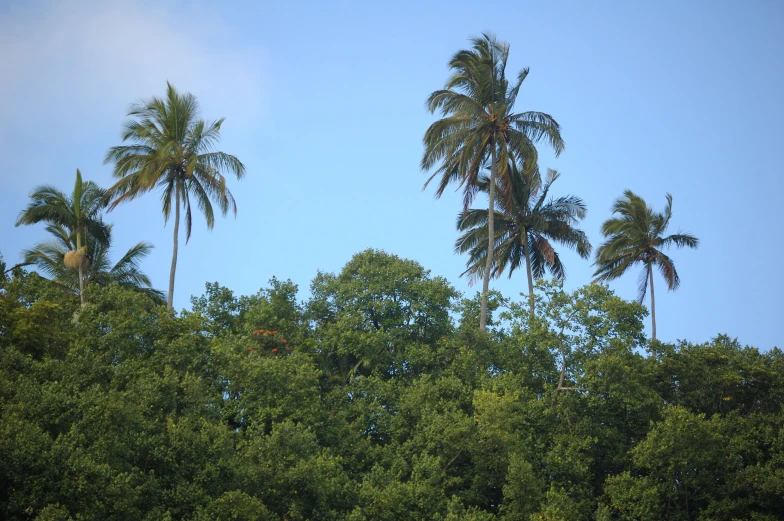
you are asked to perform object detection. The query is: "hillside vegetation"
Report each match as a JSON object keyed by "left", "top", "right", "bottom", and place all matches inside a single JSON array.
[{"left": 1, "top": 250, "right": 781, "bottom": 520}]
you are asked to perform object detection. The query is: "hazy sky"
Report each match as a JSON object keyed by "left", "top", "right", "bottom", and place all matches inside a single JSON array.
[{"left": 1, "top": 0, "right": 782, "bottom": 348}]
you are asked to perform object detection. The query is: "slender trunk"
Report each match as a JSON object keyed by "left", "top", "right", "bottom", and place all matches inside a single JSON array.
[
  {"left": 168, "top": 184, "right": 180, "bottom": 311},
  {"left": 649, "top": 263, "right": 657, "bottom": 340},
  {"left": 76, "top": 231, "right": 85, "bottom": 306},
  {"left": 557, "top": 341, "right": 566, "bottom": 390},
  {"left": 521, "top": 226, "right": 534, "bottom": 315},
  {"left": 480, "top": 143, "right": 497, "bottom": 332},
  {"left": 73, "top": 172, "right": 86, "bottom": 307}
]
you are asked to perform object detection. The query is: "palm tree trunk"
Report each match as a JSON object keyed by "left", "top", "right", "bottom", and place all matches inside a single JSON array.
[
  {"left": 76, "top": 231, "right": 86, "bottom": 306},
  {"left": 168, "top": 185, "right": 180, "bottom": 311},
  {"left": 480, "top": 143, "right": 497, "bottom": 332},
  {"left": 648, "top": 263, "right": 657, "bottom": 340},
  {"left": 73, "top": 171, "right": 86, "bottom": 306},
  {"left": 521, "top": 226, "right": 534, "bottom": 315}
]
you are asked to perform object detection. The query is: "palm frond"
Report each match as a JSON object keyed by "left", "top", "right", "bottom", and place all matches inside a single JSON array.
[
  {"left": 636, "top": 265, "right": 650, "bottom": 304},
  {"left": 659, "top": 232, "right": 699, "bottom": 250},
  {"left": 654, "top": 251, "right": 680, "bottom": 291},
  {"left": 23, "top": 241, "right": 73, "bottom": 282}
]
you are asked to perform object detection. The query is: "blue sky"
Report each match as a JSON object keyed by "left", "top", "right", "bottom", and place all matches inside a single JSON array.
[{"left": 1, "top": 0, "right": 782, "bottom": 348}]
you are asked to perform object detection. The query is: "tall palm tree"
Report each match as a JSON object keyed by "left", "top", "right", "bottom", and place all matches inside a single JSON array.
[
  {"left": 104, "top": 82, "right": 246, "bottom": 311},
  {"left": 593, "top": 190, "right": 699, "bottom": 340},
  {"left": 23, "top": 224, "right": 164, "bottom": 304},
  {"left": 422, "top": 33, "right": 564, "bottom": 331},
  {"left": 456, "top": 163, "right": 591, "bottom": 315},
  {"left": 15, "top": 170, "right": 110, "bottom": 305}
]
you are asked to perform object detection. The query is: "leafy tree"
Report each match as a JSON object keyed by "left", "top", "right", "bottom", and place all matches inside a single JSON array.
[
  {"left": 422, "top": 33, "right": 564, "bottom": 331},
  {"left": 599, "top": 406, "right": 724, "bottom": 521},
  {"left": 457, "top": 164, "right": 590, "bottom": 314},
  {"left": 104, "top": 82, "right": 246, "bottom": 311},
  {"left": 593, "top": 190, "right": 698, "bottom": 340},
  {"left": 15, "top": 170, "right": 109, "bottom": 305},
  {"left": 650, "top": 335, "right": 784, "bottom": 418},
  {"left": 188, "top": 282, "right": 251, "bottom": 337},
  {"left": 307, "top": 249, "right": 458, "bottom": 382},
  {"left": 22, "top": 224, "right": 163, "bottom": 304}
]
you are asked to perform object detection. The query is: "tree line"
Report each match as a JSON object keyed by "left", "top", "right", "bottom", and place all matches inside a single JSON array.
[{"left": 0, "top": 250, "right": 781, "bottom": 520}]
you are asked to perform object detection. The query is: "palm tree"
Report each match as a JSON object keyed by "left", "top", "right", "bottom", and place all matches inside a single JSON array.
[
  {"left": 104, "top": 82, "right": 246, "bottom": 311},
  {"left": 593, "top": 190, "right": 699, "bottom": 340},
  {"left": 15, "top": 170, "right": 110, "bottom": 305},
  {"left": 22, "top": 224, "right": 164, "bottom": 304},
  {"left": 422, "top": 33, "right": 564, "bottom": 331},
  {"left": 456, "top": 163, "right": 591, "bottom": 315}
]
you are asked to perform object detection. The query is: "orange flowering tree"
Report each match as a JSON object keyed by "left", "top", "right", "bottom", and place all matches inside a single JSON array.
[{"left": 250, "top": 328, "right": 292, "bottom": 356}]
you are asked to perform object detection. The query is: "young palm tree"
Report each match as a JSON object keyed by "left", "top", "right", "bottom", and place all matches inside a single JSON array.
[
  {"left": 104, "top": 82, "right": 246, "bottom": 311},
  {"left": 593, "top": 190, "right": 699, "bottom": 340},
  {"left": 422, "top": 33, "right": 564, "bottom": 331},
  {"left": 456, "top": 163, "right": 591, "bottom": 315},
  {"left": 22, "top": 224, "right": 164, "bottom": 304},
  {"left": 15, "top": 170, "right": 110, "bottom": 305}
]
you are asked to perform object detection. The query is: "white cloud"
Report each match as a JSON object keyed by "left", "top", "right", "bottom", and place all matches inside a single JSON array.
[{"left": 0, "top": 0, "right": 267, "bottom": 166}]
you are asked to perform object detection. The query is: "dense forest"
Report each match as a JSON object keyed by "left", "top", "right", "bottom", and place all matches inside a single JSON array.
[{"left": 1, "top": 251, "right": 782, "bottom": 520}]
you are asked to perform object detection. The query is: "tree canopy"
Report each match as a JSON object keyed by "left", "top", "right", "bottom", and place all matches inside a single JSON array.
[{"left": 1, "top": 250, "right": 779, "bottom": 521}]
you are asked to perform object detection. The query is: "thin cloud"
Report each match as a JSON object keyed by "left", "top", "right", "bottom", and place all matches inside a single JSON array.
[{"left": 0, "top": 0, "right": 267, "bottom": 184}]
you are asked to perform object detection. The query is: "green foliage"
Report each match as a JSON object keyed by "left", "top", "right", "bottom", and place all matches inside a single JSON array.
[
  {"left": 15, "top": 170, "right": 111, "bottom": 305},
  {"left": 23, "top": 224, "right": 163, "bottom": 304},
  {"left": 307, "top": 249, "right": 458, "bottom": 383},
  {"left": 15, "top": 169, "right": 109, "bottom": 247},
  {"left": 1, "top": 251, "right": 781, "bottom": 520},
  {"left": 14, "top": 171, "right": 162, "bottom": 305}
]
